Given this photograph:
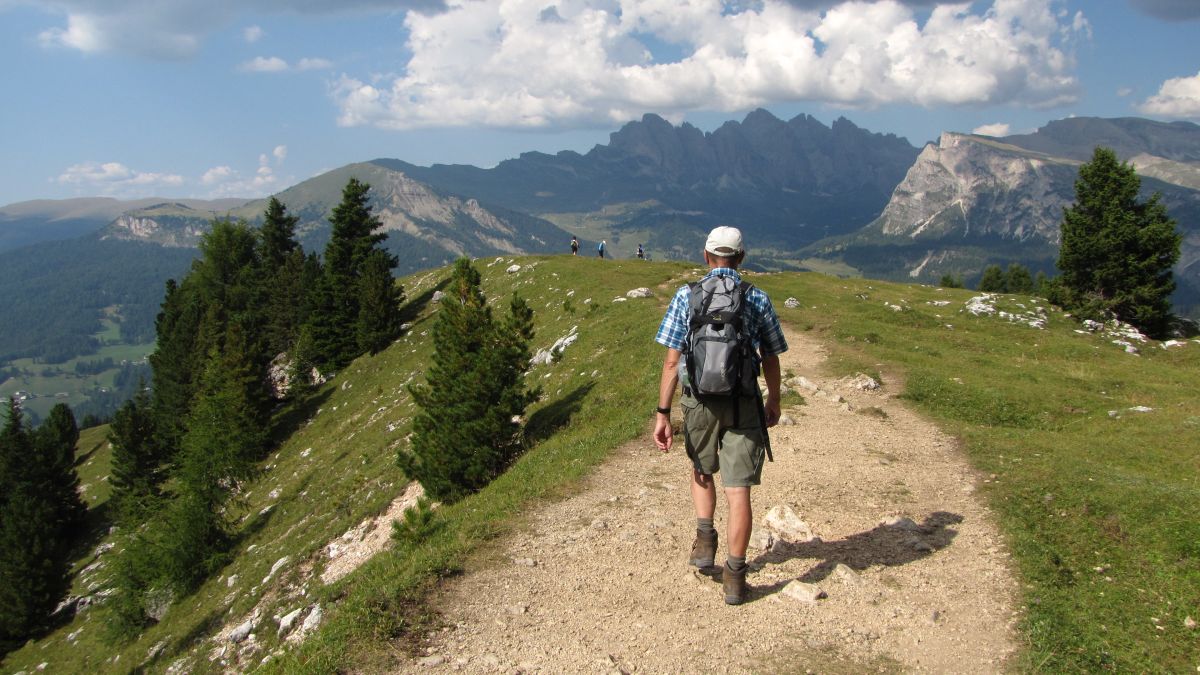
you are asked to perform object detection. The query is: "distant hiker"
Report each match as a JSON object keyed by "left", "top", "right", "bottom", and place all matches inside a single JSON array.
[
  {"left": 598, "top": 240, "right": 606, "bottom": 259},
  {"left": 637, "top": 244, "right": 645, "bottom": 260},
  {"left": 571, "top": 236, "right": 579, "bottom": 255},
  {"left": 652, "top": 226, "right": 787, "bottom": 605}
]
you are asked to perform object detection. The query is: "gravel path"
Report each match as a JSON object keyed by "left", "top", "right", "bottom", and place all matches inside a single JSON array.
[{"left": 396, "top": 327, "right": 1019, "bottom": 673}]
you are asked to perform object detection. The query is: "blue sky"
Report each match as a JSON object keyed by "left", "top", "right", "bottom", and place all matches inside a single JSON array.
[{"left": 1, "top": 0, "right": 1198, "bottom": 206}]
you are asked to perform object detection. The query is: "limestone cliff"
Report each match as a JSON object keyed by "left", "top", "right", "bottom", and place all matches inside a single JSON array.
[{"left": 875, "top": 133, "right": 1078, "bottom": 244}]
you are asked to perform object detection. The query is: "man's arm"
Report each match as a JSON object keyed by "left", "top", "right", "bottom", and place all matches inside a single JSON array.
[
  {"left": 761, "top": 353, "right": 781, "bottom": 427},
  {"left": 653, "top": 348, "right": 681, "bottom": 451}
]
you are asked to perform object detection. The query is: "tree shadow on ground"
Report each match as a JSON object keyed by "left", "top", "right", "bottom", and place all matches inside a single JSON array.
[
  {"left": 267, "top": 386, "right": 334, "bottom": 450},
  {"left": 397, "top": 277, "right": 450, "bottom": 331},
  {"left": 703, "top": 511, "right": 964, "bottom": 604},
  {"left": 523, "top": 382, "right": 595, "bottom": 446},
  {"left": 74, "top": 434, "right": 108, "bottom": 467}
]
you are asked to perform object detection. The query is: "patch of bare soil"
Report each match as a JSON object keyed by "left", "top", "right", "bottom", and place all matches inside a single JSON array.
[{"left": 394, "top": 327, "right": 1019, "bottom": 673}]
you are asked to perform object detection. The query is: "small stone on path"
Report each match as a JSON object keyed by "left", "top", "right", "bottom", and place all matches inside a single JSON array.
[{"left": 781, "top": 581, "right": 827, "bottom": 603}]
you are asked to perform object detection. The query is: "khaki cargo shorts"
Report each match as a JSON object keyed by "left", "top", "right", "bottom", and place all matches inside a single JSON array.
[{"left": 680, "top": 391, "right": 766, "bottom": 488}]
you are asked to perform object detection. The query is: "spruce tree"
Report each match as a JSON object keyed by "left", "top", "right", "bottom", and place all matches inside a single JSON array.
[
  {"left": 0, "top": 398, "right": 71, "bottom": 654},
  {"left": 1006, "top": 263, "right": 1034, "bottom": 294},
  {"left": 162, "top": 340, "right": 265, "bottom": 592},
  {"left": 149, "top": 278, "right": 203, "bottom": 460},
  {"left": 258, "top": 199, "right": 309, "bottom": 357},
  {"left": 1058, "top": 147, "right": 1182, "bottom": 337},
  {"left": 34, "top": 403, "right": 86, "bottom": 535},
  {"left": 978, "top": 265, "right": 1007, "bottom": 292},
  {"left": 258, "top": 196, "right": 299, "bottom": 270},
  {"left": 308, "top": 177, "right": 394, "bottom": 369},
  {"left": 399, "top": 258, "right": 538, "bottom": 502},
  {"left": 356, "top": 249, "right": 406, "bottom": 355},
  {"left": 108, "top": 384, "right": 162, "bottom": 525}
]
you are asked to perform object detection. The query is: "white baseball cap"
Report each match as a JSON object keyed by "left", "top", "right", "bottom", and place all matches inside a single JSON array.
[{"left": 704, "top": 226, "right": 744, "bottom": 256}]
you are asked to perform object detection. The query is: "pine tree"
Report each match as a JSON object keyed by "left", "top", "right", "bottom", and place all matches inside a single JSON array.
[
  {"left": 1058, "top": 147, "right": 1182, "bottom": 337},
  {"left": 939, "top": 273, "right": 964, "bottom": 289},
  {"left": 263, "top": 247, "right": 310, "bottom": 358},
  {"left": 34, "top": 403, "right": 86, "bottom": 535},
  {"left": 258, "top": 199, "right": 309, "bottom": 357},
  {"left": 108, "top": 384, "right": 162, "bottom": 525},
  {"left": 1006, "top": 263, "right": 1034, "bottom": 294},
  {"left": 356, "top": 249, "right": 406, "bottom": 355},
  {"left": 149, "top": 278, "right": 201, "bottom": 460},
  {"left": 161, "top": 341, "right": 265, "bottom": 592},
  {"left": 258, "top": 196, "right": 299, "bottom": 271},
  {"left": 399, "top": 258, "right": 538, "bottom": 502},
  {"left": 308, "top": 177, "right": 394, "bottom": 370},
  {"left": 0, "top": 398, "right": 71, "bottom": 654},
  {"left": 978, "top": 265, "right": 1007, "bottom": 292}
]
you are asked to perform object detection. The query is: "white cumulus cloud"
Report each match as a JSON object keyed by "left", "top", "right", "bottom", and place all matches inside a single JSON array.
[
  {"left": 972, "top": 123, "right": 1011, "bottom": 137},
  {"left": 1137, "top": 70, "right": 1200, "bottom": 118},
  {"left": 237, "top": 56, "right": 333, "bottom": 73},
  {"left": 201, "top": 165, "right": 235, "bottom": 185},
  {"left": 28, "top": 1, "right": 444, "bottom": 59},
  {"left": 239, "top": 56, "right": 289, "bottom": 73},
  {"left": 199, "top": 148, "right": 292, "bottom": 198},
  {"left": 56, "top": 161, "right": 184, "bottom": 194},
  {"left": 333, "top": 0, "right": 1087, "bottom": 130},
  {"left": 296, "top": 57, "right": 333, "bottom": 71}
]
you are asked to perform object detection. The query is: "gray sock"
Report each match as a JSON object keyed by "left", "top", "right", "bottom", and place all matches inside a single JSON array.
[
  {"left": 726, "top": 555, "right": 747, "bottom": 572},
  {"left": 697, "top": 518, "right": 715, "bottom": 536}
]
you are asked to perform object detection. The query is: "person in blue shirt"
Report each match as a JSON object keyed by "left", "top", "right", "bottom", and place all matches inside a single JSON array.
[
  {"left": 652, "top": 226, "right": 788, "bottom": 605},
  {"left": 598, "top": 240, "right": 606, "bottom": 259}
]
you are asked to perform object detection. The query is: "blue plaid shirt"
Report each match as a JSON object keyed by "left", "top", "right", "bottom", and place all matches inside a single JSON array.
[{"left": 655, "top": 268, "right": 788, "bottom": 357}]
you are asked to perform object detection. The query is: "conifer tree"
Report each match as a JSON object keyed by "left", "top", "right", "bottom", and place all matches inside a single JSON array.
[
  {"left": 1058, "top": 147, "right": 1181, "bottom": 337},
  {"left": 978, "top": 265, "right": 1007, "bottom": 292},
  {"left": 149, "top": 278, "right": 203, "bottom": 459},
  {"left": 399, "top": 258, "right": 538, "bottom": 502},
  {"left": 1006, "top": 263, "right": 1034, "bottom": 294},
  {"left": 161, "top": 340, "right": 265, "bottom": 591},
  {"left": 258, "top": 196, "right": 299, "bottom": 270},
  {"left": 308, "top": 177, "right": 394, "bottom": 369},
  {"left": 257, "top": 198, "right": 310, "bottom": 357},
  {"left": 108, "top": 384, "right": 162, "bottom": 524},
  {"left": 34, "top": 403, "right": 86, "bottom": 535},
  {"left": 0, "top": 398, "right": 71, "bottom": 654},
  {"left": 356, "top": 249, "right": 406, "bottom": 355},
  {"left": 263, "top": 247, "right": 310, "bottom": 358}
]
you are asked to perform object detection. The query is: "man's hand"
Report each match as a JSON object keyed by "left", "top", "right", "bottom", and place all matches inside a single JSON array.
[
  {"left": 653, "top": 414, "right": 673, "bottom": 451},
  {"left": 764, "top": 395, "right": 782, "bottom": 428}
]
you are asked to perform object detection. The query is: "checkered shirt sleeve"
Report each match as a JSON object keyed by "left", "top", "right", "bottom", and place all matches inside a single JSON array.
[
  {"left": 654, "top": 286, "right": 692, "bottom": 351},
  {"left": 746, "top": 286, "right": 788, "bottom": 356}
]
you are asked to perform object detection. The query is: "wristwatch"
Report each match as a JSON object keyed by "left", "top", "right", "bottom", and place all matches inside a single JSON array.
[{"left": 655, "top": 406, "right": 671, "bottom": 415}]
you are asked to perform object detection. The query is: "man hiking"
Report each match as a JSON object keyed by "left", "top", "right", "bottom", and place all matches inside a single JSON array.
[
  {"left": 571, "top": 236, "right": 579, "bottom": 255},
  {"left": 598, "top": 240, "right": 606, "bottom": 259},
  {"left": 652, "top": 226, "right": 787, "bottom": 605}
]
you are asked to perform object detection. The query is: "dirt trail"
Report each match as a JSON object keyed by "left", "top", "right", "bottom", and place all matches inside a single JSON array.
[{"left": 397, "top": 327, "right": 1019, "bottom": 673}]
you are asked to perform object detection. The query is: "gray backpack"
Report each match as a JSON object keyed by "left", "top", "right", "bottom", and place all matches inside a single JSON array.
[{"left": 683, "top": 275, "right": 758, "bottom": 398}]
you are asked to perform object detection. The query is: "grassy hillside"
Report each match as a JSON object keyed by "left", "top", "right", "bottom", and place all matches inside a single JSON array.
[{"left": 3, "top": 259, "right": 1196, "bottom": 673}]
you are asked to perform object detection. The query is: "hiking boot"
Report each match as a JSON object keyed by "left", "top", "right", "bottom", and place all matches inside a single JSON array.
[
  {"left": 689, "top": 530, "right": 718, "bottom": 568},
  {"left": 723, "top": 562, "right": 747, "bottom": 605}
]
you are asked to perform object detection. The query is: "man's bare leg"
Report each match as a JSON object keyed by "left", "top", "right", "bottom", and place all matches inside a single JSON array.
[
  {"left": 691, "top": 469, "right": 716, "bottom": 518},
  {"left": 724, "top": 486, "right": 751, "bottom": 557}
]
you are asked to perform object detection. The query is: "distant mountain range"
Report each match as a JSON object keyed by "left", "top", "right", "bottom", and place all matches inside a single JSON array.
[
  {"left": 810, "top": 117, "right": 1200, "bottom": 313},
  {"left": 3, "top": 111, "right": 1199, "bottom": 368}
]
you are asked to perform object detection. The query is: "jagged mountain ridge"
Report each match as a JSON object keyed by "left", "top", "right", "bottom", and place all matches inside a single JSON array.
[{"left": 376, "top": 109, "right": 921, "bottom": 247}]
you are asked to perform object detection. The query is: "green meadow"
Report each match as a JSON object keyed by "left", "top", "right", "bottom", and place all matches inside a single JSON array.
[{"left": 3, "top": 257, "right": 1196, "bottom": 673}]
